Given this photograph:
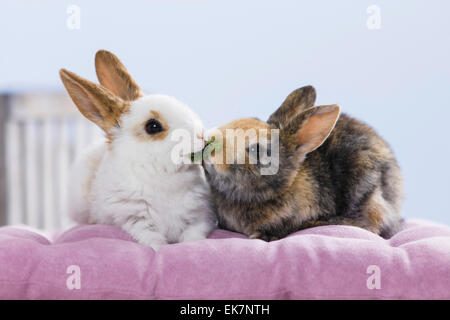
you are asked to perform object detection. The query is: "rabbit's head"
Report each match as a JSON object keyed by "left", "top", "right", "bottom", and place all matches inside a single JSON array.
[
  {"left": 60, "top": 50, "right": 204, "bottom": 171},
  {"left": 203, "top": 86, "right": 340, "bottom": 202}
]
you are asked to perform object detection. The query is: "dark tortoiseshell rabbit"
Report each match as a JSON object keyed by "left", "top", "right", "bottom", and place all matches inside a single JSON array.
[{"left": 203, "top": 86, "right": 403, "bottom": 240}]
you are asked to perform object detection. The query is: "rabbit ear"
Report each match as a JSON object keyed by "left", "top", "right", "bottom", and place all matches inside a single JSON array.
[
  {"left": 267, "top": 86, "right": 316, "bottom": 128},
  {"left": 95, "top": 50, "right": 143, "bottom": 101},
  {"left": 283, "top": 105, "right": 340, "bottom": 155},
  {"left": 59, "top": 68, "right": 129, "bottom": 132}
]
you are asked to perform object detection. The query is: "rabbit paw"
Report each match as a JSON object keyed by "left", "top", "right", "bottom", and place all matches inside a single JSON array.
[{"left": 249, "top": 231, "right": 280, "bottom": 242}]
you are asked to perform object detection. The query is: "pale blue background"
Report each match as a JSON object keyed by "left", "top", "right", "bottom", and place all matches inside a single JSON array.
[{"left": 1, "top": 0, "right": 449, "bottom": 224}]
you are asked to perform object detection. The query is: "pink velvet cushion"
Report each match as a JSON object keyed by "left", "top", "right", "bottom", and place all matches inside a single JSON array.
[{"left": 0, "top": 219, "right": 449, "bottom": 299}]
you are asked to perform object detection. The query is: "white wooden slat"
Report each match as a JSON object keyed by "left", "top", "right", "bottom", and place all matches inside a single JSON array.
[
  {"left": 5, "top": 120, "right": 22, "bottom": 225},
  {"left": 4, "top": 94, "right": 106, "bottom": 231},
  {"left": 6, "top": 114, "right": 103, "bottom": 230},
  {"left": 58, "top": 117, "right": 71, "bottom": 229},
  {"left": 42, "top": 118, "right": 56, "bottom": 231},
  {"left": 74, "top": 119, "right": 88, "bottom": 160},
  {"left": 24, "top": 119, "right": 39, "bottom": 228}
]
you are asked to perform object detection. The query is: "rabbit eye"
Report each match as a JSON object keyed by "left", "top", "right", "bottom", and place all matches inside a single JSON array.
[
  {"left": 246, "top": 143, "right": 271, "bottom": 165},
  {"left": 145, "top": 119, "right": 164, "bottom": 135},
  {"left": 247, "top": 143, "right": 260, "bottom": 160},
  {"left": 249, "top": 144, "right": 259, "bottom": 154}
]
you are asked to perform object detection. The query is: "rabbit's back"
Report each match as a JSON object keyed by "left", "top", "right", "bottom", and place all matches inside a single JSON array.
[{"left": 299, "top": 113, "right": 403, "bottom": 237}]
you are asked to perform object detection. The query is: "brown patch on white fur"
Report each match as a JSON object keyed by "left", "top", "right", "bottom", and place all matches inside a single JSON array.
[
  {"left": 95, "top": 50, "right": 143, "bottom": 101},
  {"left": 59, "top": 69, "right": 131, "bottom": 144},
  {"left": 132, "top": 110, "right": 170, "bottom": 142}
]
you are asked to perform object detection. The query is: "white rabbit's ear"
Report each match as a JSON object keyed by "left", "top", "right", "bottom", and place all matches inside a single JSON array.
[
  {"left": 95, "top": 50, "right": 143, "bottom": 101},
  {"left": 59, "top": 68, "right": 129, "bottom": 133}
]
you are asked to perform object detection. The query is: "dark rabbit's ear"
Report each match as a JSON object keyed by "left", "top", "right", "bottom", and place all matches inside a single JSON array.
[
  {"left": 59, "top": 68, "right": 128, "bottom": 132},
  {"left": 267, "top": 86, "right": 316, "bottom": 128},
  {"left": 282, "top": 105, "right": 340, "bottom": 155},
  {"left": 95, "top": 50, "right": 143, "bottom": 101}
]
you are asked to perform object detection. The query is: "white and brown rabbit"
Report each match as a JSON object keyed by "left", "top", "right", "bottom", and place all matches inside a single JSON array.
[
  {"left": 203, "top": 86, "right": 403, "bottom": 240},
  {"left": 60, "top": 50, "right": 216, "bottom": 250}
]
